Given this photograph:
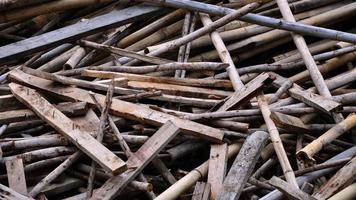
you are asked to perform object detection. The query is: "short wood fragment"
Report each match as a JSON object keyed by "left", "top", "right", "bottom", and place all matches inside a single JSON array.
[
  {"left": 207, "top": 144, "right": 228, "bottom": 199},
  {"left": 5, "top": 157, "right": 27, "bottom": 195}
]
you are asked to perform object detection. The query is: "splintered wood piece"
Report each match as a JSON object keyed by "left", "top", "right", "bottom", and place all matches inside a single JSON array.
[
  {"left": 208, "top": 144, "right": 228, "bottom": 199},
  {"left": 217, "top": 72, "right": 272, "bottom": 111},
  {"left": 9, "top": 70, "right": 223, "bottom": 143},
  {"left": 216, "top": 131, "right": 269, "bottom": 200},
  {"left": 0, "top": 183, "right": 34, "bottom": 200},
  {"left": 5, "top": 157, "right": 27, "bottom": 195},
  {"left": 268, "top": 176, "right": 317, "bottom": 200},
  {"left": 0, "top": 102, "right": 87, "bottom": 124},
  {"left": 8, "top": 83, "right": 126, "bottom": 175},
  {"left": 0, "top": 5, "right": 160, "bottom": 63},
  {"left": 271, "top": 112, "right": 308, "bottom": 133},
  {"left": 90, "top": 121, "right": 180, "bottom": 200},
  {"left": 289, "top": 87, "right": 342, "bottom": 114},
  {"left": 313, "top": 156, "right": 356, "bottom": 199},
  {"left": 192, "top": 182, "right": 211, "bottom": 200}
]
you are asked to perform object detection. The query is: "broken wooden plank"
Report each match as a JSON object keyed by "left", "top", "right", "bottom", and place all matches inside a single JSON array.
[
  {"left": 289, "top": 87, "right": 342, "bottom": 114},
  {"left": 5, "top": 157, "right": 27, "bottom": 195},
  {"left": 268, "top": 176, "right": 317, "bottom": 200},
  {"left": 0, "top": 5, "right": 161, "bottom": 63},
  {"left": 8, "top": 83, "right": 127, "bottom": 175},
  {"left": 9, "top": 69, "right": 224, "bottom": 143},
  {"left": 217, "top": 72, "right": 272, "bottom": 111},
  {"left": 271, "top": 111, "right": 308, "bottom": 133},
  {"left": 207, "top": 143, "right": 228, "bottom": 199},
  {"left": 0, "top": 183, "right": 34, "bottom": 200},
  {"left": 90, "top": 121, "right": 180, "bottom": 200},
  {"left": 216, "top": 131, "right": 269, "bottom": 200}
]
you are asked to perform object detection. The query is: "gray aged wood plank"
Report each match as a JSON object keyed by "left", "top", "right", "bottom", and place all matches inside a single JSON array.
[
  {"left": 0, "top": 5, "right": 161, "bottom": 63},
  {"left": 216, "top": 131, "right": 269, "bottom": 200},
  {"left": 5, "top": 157, "right": 27, "bottom": 195}
]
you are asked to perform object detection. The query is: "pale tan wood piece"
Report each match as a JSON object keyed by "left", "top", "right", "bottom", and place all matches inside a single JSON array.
[
  {"left": 5, "top": 157, "right": 27, "bottom": 195},
  {"left": 207, "top": 143, "right": 228, "bottom": 199}
]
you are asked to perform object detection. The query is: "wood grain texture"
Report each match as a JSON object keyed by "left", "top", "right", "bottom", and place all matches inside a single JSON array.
[
  {"left": 5, "top": 157, "right": 27, "bottom": 195},
  {"left": 216, "top": 131, "right": 269, "bottom": 200},
  {"left": 207, "top": 144, "right": 228, "bottom": 199},
  {"left": 9, "top": 69, "right": 224, "bottom": 143},
  {"left": 91, "top": 121, "right": 180, "bottom": 200},
  {"left": 9, "top": 83, "right": 126, "bottom": 175}
]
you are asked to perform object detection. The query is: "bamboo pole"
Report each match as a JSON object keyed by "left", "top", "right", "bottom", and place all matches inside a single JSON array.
[
  {"left": 199, "top": 12, "right": 246, "bottom": 90},
  {"left": 155, "top": 143, "right": 242, "bottom": 200},
  {"left": 297, "top": 113, "right": 356, "bottom": 163},
  {"left": 257, "top": 94, "right": 299, "bottom": 188}
]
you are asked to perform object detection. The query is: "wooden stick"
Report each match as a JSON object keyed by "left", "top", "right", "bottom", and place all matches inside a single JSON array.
[
  {"left": 199, "top": 12, "right": 246, "bottom": 90},
  {"left": 86, "top": 80, "right": 115, "bottom": 199},
  {"left": 268, "top": 176, "right": 317, "bottom": 200},
  {"left": 127, "top": 2, "right": 260, "bottom": 65},
  {"left": 297, "top": 113, "right": 356, "bottom": 163},
  {"left": 257, "top": 94, "right": 299, "bottom": 188},
  {"left": 9, "top": 83, "right": 127, "bottom": 174},
  {"left": 0, "top": 5, "right": 160, "bottom": 63},
  {"left": 155, "top": 143, "right": 242, "bottom": 200},
  {"left": 5, "top": 157, "right": 27, "bottom": 195},
  {"left": 142, "top": 0, "right": 356, "bottom": 43},
  {"left": 275, "top": 0, "right": 344, "bottom": 123},
  {"left": 216, "top": 131, "right": 269, "bottom": 200},
  {"left": 207, "top": 144, "right": 228, "bottom": 199},
  {"left": 328, "top": 182, "right": 356, "bottom": 200},
  {"left": 90, "top": 120, "right": 180, "bottom": 200},
  {"left": 192, "top": 182, "right": 211, "bottom": 200},
  {"left": 216, "top": 72, "right": 272, "bottom": 111},
  {"left": 0, "top": 183, "right": 34, "bottom": 200},
  {"left": 82, "top": 70, "right": 233, "bottom": 89},
  {"left": 9, "top": 69, "right": 224, "bottom": 142},
  {"left": 28, "top": 151, "right": 82, "bottom": 197},
  {"left": 313, "top": 156, "right": 356, "bottom": 199}
]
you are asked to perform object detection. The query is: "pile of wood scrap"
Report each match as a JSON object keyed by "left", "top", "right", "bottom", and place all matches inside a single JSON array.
[{"left": 0, "top": 0, "right": 355, "bottom": 199}]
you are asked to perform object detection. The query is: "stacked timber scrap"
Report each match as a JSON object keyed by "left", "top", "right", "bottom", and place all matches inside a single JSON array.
[{"left": 0, "top": 0, "right": 355, "bottom": 200}]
